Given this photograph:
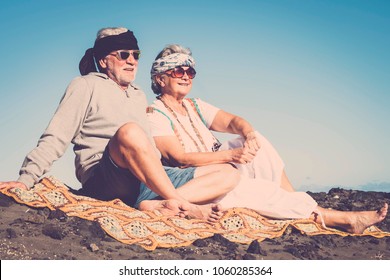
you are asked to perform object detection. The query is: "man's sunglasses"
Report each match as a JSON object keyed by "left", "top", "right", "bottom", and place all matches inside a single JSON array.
[
  {"left": 110, "top": 50, "right": 141, "bottom": 61},
  {"left": 165, "top": 66, "right": 196, "bottom": 79}
]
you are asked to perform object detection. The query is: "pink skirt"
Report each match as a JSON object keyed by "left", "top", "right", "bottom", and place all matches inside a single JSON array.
[{"left": 217, "top": 131, "right": 317, "bottom": 219}]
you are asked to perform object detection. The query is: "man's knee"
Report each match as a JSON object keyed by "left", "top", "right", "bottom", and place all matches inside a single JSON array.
[
  {"left": 113, "top": 122, "right": 148, "bottom": 149},
  {"left": 108, "top": 122, "right": 151, "bottom": 168}
]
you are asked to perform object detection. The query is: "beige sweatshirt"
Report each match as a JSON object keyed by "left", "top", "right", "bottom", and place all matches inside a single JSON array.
[{"left": 18, "top": 72, "right": 158, "bottom": 188}]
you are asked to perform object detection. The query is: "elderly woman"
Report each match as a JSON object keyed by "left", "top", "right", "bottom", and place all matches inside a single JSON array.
[{"left": 136, "top": 44, "right": 387, "bottom": 233}]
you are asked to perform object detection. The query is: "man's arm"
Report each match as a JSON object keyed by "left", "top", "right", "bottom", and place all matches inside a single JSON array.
[{"left": 17, "top": 77, "right": 92, "bottom": 188}]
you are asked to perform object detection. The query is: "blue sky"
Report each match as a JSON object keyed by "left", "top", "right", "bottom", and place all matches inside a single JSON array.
[{"left": 0, "top": 0, "right": 389, "bottom": 192}]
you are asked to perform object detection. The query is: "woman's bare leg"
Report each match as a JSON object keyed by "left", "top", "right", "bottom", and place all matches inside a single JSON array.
[
  {"left": 175, "top": 164, "right": 240, "bottom": 204},
  {"left": 310, "top": 203, "right": 388, "bottom": 234}
]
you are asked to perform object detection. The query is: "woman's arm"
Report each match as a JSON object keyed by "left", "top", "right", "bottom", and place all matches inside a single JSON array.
[
  {"left": 154, "top": 135, "right": 255, "bottom": 167},
  {"left": 210, "top": 110, "right": 261, "bottom": 151}
]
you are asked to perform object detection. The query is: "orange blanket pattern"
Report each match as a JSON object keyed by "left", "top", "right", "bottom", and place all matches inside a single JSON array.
[{"left": 1, "top": 176, "right": 389, "bottom": 251}]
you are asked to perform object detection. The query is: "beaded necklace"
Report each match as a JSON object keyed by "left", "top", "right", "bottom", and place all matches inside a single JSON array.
[{"left": 158, "top": 97, "right": 208, "bottom": 152}]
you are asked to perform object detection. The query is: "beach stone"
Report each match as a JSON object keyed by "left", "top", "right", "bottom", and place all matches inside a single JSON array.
[
  {"left": 42, "top": 224, "right": 66, "bottom": 240},
  {"left": 72, "top": 218, "right": 93, "bottom": 236},
  {"left": 247, "top": 240, "right": 267, "bottom": 256},
  {"left": 24, "top": 212, "right": 46, "bottom": 224},
  {"left": 284, "top": 246, "right": 303, "bottom": 259},
  {"left": 263, "top": 238, "right": 281, "bottom": 245},
  {"left": 37, "top": 208, "right": 51, "bottom": 217},
  {"left": 311, "top": 235, "right": 335, "bottom": 248},
  {"left": 48, "top": 209, "right": 68, "bottom": 221},
  {"left": 6, "top": 228, "right": 17, "bottom": 239},
  {"left": 0, "top": 193, "right": 14, "bottom": 207},
  {"left": 89, "top": 243, "right": 99, "bottom": 252},
  {"left": 192, "top": 238, "right": 208, "bottom": 247},
  {"left": 89, "top": 221, "right": 106, "bottom": 239},
  {"left": 212, "top": 234, "right": 238, "bottom": 251},
  {"left": 242, "top": 253, "right": 257, "bottom": 260},
  {"left": 368, "top": 237, "right": 380, "bottom": 245}
]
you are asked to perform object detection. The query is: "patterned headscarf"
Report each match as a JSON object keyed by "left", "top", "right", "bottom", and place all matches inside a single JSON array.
[{"left": 150, "top": 53, "right": 195, "bottom": 76}]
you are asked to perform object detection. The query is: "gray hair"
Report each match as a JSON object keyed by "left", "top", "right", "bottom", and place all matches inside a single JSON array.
[
  {"left": 96, "top": 27, "right": 128, "bottom": 40},
  {"left": 151, "top": 44, "right": 192, "bottom": 95}
]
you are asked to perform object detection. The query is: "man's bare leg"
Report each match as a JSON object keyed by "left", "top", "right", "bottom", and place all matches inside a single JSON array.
[
  {"left": 109, "top": 123, "right": 227, "bottom": 221},
  {"left": 109, "top": 123, "right": 183, "bottom": 200}
]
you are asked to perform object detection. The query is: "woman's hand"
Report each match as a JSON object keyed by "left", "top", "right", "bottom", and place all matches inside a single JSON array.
[
  {"left": 244, "top": 131, "right": 261, "bottom": 152},
  {"left": 230, "top": 147, "right": 257, "bottom": 164}
]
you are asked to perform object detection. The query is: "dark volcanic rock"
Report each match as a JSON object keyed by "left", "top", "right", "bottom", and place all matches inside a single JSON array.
[
  {"left": 212, "top": 234, "right": 238, "bottom": 250},
  {"left": 42, "top": 224, "right": 67, "bottom": 240},
  {"left": 0, "top": 187, "right": 389, "bottom": 260},
  {"left": 242, "top": 253, "right": 257, "bottom": 260},
  {"left": 89, "top": 221, "right": 107, "bottom": 239},
  {"left": 247, "top": 240, "right": 267, "bottom": 256},
  {"left": 48, "top": 209, "right": 68, "bottom": 221},
  {"left": 6, "top": 228, "right": 17, "bottom": 239},
  {"left": 192, "top": 238, "right": 208, "bottom": 247},
  {"left": 0, "top": 193, "right": 15, "bottom": 207}
]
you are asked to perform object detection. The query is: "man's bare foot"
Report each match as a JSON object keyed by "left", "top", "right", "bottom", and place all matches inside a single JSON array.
[
  {"left": 138, "top": 199, "right": 190, "bottom": 217},
  {"left": 187, "top": 203, "right": 223, "bottom": 223},
  {"left": 346, "top": 203, "right": 388, "bottom": 234},
  {"left": 139, "top": 200, "right": 223, "bottom": 222}
]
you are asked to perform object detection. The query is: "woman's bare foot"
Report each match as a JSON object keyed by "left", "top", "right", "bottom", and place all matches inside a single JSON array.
[
  {"left": 138, "top": 199, "right": 190, "bottom": 217},
  {"left": 346, "top": 203, "right": 388, "bottom": 234},
  {"left": 315, "top": 203, "right": 388, "bottom": 234},
  {"left": 187, "top": 203, "right": 223, "bottom": 223}
]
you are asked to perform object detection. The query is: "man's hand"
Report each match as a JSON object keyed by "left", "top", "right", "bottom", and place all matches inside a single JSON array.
[{"left": 0, "top": 181, "right": 28, "bottom": 190}]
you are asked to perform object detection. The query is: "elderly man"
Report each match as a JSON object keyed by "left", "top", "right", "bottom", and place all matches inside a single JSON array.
[{"left": 0, "top": 27, "right": 239, "bottom": 221}]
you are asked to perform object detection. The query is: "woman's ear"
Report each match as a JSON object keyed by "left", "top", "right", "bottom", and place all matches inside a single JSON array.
[{"left": 156, "top": 75, "right": 165, "bottom": 87}]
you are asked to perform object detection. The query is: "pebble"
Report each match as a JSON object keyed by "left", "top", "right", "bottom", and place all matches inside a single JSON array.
[{"left": 89, "top": 243, "right": 99, "bottom": 252}]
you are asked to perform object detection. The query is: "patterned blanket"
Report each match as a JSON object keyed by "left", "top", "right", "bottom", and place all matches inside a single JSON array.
[{"left": 1, "top": 176, "right": 389, "bottom": 251}]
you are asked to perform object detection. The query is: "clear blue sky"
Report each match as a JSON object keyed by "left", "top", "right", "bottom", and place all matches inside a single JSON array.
[{"left": 0, "top": 0, "right": 389, "bottom": 192}]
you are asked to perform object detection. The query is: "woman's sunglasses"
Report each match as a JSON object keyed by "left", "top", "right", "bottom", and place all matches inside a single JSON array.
[
  {"left": 110, "top": 50, "right": 141, "bottom": 61},
  {"left": 165, "top": 66, "right": 196, "bottom": 79}
]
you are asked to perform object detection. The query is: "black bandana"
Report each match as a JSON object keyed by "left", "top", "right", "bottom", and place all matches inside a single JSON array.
[{"left": 79, "top": 30, "right": 139, "bottom": 75}]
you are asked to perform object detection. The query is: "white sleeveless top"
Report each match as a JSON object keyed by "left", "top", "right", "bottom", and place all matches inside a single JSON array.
[{"left": 147, "top": 98, "right": 221, "bottom": 153}]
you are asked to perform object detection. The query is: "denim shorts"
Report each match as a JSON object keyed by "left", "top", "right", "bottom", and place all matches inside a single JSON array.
[
  {"left": 79, "top": 146, "right": 195, "bottom": 208},
  {"left": 135, "top": 166, "right": 196, "bottom": 207}
]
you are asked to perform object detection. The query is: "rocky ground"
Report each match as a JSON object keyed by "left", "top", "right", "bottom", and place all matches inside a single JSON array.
[{"left": 1, "top": 188, "right": 390, "bottom": 260}]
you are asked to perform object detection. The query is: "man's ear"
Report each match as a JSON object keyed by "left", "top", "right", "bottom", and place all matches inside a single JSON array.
[{"left": 98, "top": 58, "right": 107, "bottom": 69}]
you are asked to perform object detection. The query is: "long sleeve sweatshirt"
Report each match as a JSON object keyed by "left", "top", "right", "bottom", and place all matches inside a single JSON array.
[{"left": 18, "top": 72, "right": 158, "bottom": 188}]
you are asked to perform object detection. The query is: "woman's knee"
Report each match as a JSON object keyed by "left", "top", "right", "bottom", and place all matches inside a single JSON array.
[
  {"left": 221, "top": 164, "right": 240, "bottom": 189},
  {"left": 205, "top": 164, "right": 240, "bottom": 192}
]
